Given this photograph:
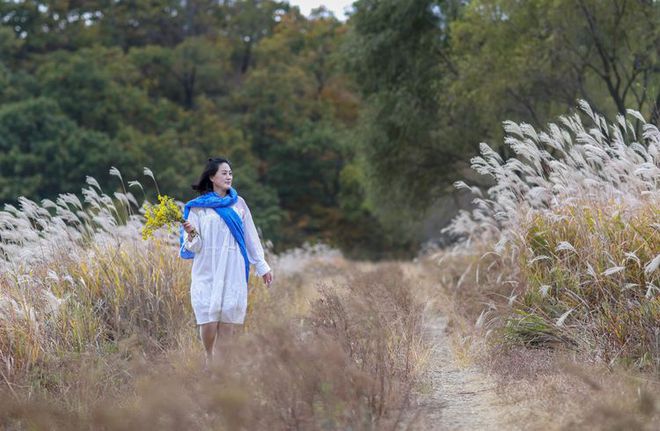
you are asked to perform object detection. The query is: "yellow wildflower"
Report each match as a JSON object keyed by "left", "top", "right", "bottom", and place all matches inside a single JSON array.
[{"left": 142, "top": 195, "right": 185, "bottom": 240}]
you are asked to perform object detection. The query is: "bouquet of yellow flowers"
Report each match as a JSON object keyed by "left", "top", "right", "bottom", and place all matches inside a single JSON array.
[{"left": 142, "top": 195, "right": 196, "bottom": 240}]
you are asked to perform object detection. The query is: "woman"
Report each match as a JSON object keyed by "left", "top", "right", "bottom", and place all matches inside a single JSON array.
[{"left": 180, "top": 157, "right": 273, "bottom": 369}]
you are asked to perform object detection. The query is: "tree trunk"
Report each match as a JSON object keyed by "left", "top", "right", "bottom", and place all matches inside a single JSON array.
[{"left": 650, "top": 91, "right": 660, "bottom": 126}]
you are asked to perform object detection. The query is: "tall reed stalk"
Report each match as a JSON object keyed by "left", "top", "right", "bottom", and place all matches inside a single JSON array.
[
  {"left": 444, "top": 100, "right": 659, "bottom": 369},
  {"left": 0, "top": 172, "right": 427, "bottom": 429}
]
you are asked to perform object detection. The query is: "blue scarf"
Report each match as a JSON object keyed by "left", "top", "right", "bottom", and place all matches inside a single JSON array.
[{"left": 179, "top": 187, "right": 249, "bottom": 283}]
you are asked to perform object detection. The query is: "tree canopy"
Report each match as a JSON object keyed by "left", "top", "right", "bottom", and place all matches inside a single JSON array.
[{"left": 1, "top": 0, "right": 658, "bottom": 256}]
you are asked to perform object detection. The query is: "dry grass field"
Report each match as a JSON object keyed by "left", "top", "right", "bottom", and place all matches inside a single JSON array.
[{"left": 1, "top": 101, "right": 658, "bottom": 430}]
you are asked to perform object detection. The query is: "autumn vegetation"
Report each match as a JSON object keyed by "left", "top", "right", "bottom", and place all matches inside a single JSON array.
[
  {"left": 0, "top": 174, "right": 427, "bottom": 428},
  {"left": 425, "top": 103, "right": 659, "bottom": 428},
  {"left": 1, "top": 0, "right": 659, "bottom": 429},
  {"left": 442, "top": 102, "right": 659, "bottom": 368},
  {"left": 2, "top": 0, "right": 659, "bottom": 257}
]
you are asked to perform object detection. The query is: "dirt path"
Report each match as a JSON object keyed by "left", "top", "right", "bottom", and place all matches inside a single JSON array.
[
  {"left": 288, "top": 258, "right": 520, "bottom": 430},
  {"left": 408, "top": 314, "right": 517, "bottom": 430},
  {"left": 401, "top": 263, "right": 518, "bottom": 431}
]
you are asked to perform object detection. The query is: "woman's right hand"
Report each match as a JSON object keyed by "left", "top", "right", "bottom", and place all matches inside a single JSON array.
[{"left": 182, "top": 221, "right": 194, "bottom": 234}]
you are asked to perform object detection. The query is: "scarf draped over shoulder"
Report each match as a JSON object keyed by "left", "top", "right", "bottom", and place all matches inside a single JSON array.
[{"left": 179, "top": 187, "right": 249, "bottom": 283}]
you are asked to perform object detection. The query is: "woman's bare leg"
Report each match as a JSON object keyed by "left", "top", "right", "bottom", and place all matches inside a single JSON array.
[
  {"left": 199, "top": 322, "right": 219, "bottom": 368},
  {"left": 214, "top": 323, "right": 237, "bottom": 364}
]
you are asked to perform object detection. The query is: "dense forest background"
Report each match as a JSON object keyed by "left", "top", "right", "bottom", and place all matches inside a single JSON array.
[{"left": 0, "top": 0, "right": 658, "bottom": 257}]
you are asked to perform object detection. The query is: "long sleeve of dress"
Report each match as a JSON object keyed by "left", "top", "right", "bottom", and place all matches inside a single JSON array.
[
  {"left": 242, "top": 199, "right": 271, "bottom": 276},
  {"left": 183, "top": 207, "right": 202, "bottom": 254}
]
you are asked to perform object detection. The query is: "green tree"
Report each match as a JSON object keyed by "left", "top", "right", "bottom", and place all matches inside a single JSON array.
[
  {"left": 35, "top": 46, "right": 175, "bottom": 136},
  {"left": 343, "top": 0, "right": 467, "bottom": 238},
  {"left": 0, "top": 97, "right": 118, "bottom": 201},
  {"left": 0, "top": 0, "right": 106, "bottom": 53},
  {"left": 450, "top": 0, "right": 660, "bottom": 135},
  {"left": 221, "top": 0, "right": 290, "bottom": 74},
  {"left": 344, "top": 0, "right": 660, "bottom": 250},
  {"left": 234, "top": 11, "right": 370, "bottom": 250},
  {"left": 128, "top": 37, "right": 234, "bottom": 109}
]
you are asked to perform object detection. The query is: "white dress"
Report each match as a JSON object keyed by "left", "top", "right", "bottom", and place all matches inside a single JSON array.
[{"left": 181, "top": 196, "right": 271, "bottom": 325}]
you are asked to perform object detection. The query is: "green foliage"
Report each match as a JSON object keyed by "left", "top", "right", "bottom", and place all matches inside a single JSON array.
[
  {"left": 343, "top": 0, "right": 660, "bottom": 248},
  {"left": 128, "top": 37, "right": 234, "bottom": 108},
  {"left": 36, "top": 47, "right": 151, "bottom": 135},
  {"left": 345, "top": 0, "right": 465, "bottom": 212},
  {"left": 2, "top": 0, "right": 657, "bottom": 257},
  {"left": 0, "top": 97, "right": 117, "bottom": 201},
  {"left": 502, "top": 310, "right": 563, "bottom": 347},
  {"left": 267, "top": 122, "right": 344, "bottom": 241},
  {"left": 222, "top": 0, "right": 291, "bottom": 73},
  {"left": 0, "top": 26, "right": 22, "bottom": 61},
  {"left": 450, "top": 0, "right": 660, "bottom": 142},
  {"left": 230, "top": 10, "right": 371, "bottom": 251},
  {"left": 0, "top": 1, "right": 383, "bottom": 255}
]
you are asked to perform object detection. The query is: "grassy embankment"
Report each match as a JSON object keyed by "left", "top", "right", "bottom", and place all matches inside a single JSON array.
[
  {"left": 426, "top": 101, "right": 659, "bottom": 429},
  {"left": 0, "top": 175, "right": 427, "bottom": 430}
]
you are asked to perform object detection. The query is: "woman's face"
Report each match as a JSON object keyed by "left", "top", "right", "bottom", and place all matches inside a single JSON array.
[{"left": 210, "top": 162, "right": 233, "bottom": 193}]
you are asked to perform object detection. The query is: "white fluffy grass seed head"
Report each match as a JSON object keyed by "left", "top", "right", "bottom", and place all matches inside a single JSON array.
[
  {"left": 444, "top": 100, "right": 659, "bottom": 247},
  {"left": 0, "top": 168, "right": 177, "bottom": 276}
]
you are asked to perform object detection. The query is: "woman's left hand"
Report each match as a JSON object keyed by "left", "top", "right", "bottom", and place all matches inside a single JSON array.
[{"left": 262, "top": 271, "right": 273, "bottom": 287}]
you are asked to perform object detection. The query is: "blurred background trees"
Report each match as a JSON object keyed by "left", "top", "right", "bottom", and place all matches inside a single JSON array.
[{"left": 0, "top": 0, "right": 658, "bottom": 257}]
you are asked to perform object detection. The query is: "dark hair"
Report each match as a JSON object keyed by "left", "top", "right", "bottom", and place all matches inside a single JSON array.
[{"left": 191, "top": 157, "right": 232, "bottom": 194}]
